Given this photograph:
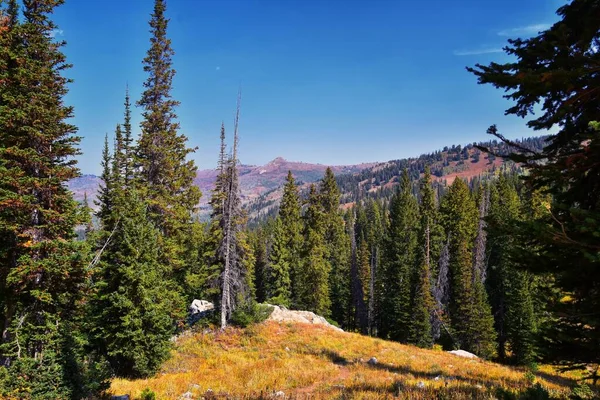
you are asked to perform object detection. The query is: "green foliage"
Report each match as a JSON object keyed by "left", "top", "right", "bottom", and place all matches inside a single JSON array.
[
  {"left": 0, "top": 0, "right": 99, "bottom": 396},
  {"left": 88, "top": 191, "right": 184, "bottom": 378},
  {"left": 279, "top": 171, "right": 304, "bottom": 308},
  {"left": 469, "top": 0, "right": 600, "bottom": 369},
  {"left": 135, "top": 0, "right": 201, "bottom": 248},
  {"left": 265, "top": 217, "right": 292, "bottom": 307},
  {"left": 139, "top": 388, "right": 157, "bottom": 400},
  {"left": 380, "top": 170, "right": 420, "bottom": 342},
  {"left": 570, "top": 383, "right": 595, "bottom": 400},
  {"left": 410, "top": 166, "right": 442, "bottom": 348},
  {"left": 297, "top": 185, "right": 331, "bottom": 316},
  {"left": 440, "top": 178, "right": 496, "bottom": 358},
  {"left": 230, "top": 303, "right": 274, "bottom": 328}
]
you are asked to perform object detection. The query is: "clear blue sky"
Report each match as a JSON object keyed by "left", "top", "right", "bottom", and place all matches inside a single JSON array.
[{"left": 52, "top": 0, "right": 563, "bottom": 175}]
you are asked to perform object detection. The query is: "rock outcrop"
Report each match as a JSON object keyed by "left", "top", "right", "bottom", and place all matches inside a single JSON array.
[
  {"left": 265, "top": 304, "right": 343, "bottom": 332},
  {"left": 447, "top": 349, "right": 479, "bottom": 359}
]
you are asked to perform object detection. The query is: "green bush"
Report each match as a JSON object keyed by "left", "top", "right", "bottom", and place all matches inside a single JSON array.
[
  {"left": 520, "top": 383, "right": 550, "bottom": 400},
  {"left": 325, "top": 317, "right": 340, "bottom": 328},
  {"left": 525, "top": 370, "right": 537, "bottom": 385},
  {"left": 570, "top": 383, "right": 595, "bottom": 400},
  {"left": 230, "top": 303, "right": 274, "bottom": 328},
  {"left": 139, "top": 387, "right": 156, "bottom": 400}
]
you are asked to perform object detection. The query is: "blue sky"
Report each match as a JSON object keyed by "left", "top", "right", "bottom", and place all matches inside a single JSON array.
[{"left": 52, "top": 0, "right": 563, "bottom": 175}]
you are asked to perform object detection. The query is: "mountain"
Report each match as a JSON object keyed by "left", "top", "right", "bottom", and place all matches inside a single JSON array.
[
  {"left": 110, "top": 320, "right": 575, "bottom": 399},
  {"left": 67, "top": 137, "right": 546, "bottom": 220},
  {"left": 245, "top": 136, "right": 547, "bottom": 221},
  {"left": 68, "top": 158, "right": 376, "bottom": 212}
]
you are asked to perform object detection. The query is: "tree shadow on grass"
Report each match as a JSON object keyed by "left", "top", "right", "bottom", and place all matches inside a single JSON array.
[{"left": 313, "top": 348, "right": 551, "bottom": 394}]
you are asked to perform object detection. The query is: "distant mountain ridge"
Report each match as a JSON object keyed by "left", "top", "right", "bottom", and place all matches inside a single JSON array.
[
  {"left": 68, "top": 136, "right": 546, "bottom": 220},
  {"left": 68, "top": 158, "right": 377, "bottom": 211}
]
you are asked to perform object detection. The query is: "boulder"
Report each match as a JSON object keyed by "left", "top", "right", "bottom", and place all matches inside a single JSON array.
[
  {"left": 190, "top": 299, "right": 214, "bottom": 315},
  {"left": 447, "top": 349, "right": 479, "bottom": 359},
  {"left": 265, "top": 304, "right": 343, "bottom": 332},
  {"left": 188, "top": 299, "right": 214, "bottom": 325},
  {"left": 368, "top": 357, "right": 378, "bottom": 365},
  {"left": 111, "top": 396, "right": 129, "bottom": 400}
]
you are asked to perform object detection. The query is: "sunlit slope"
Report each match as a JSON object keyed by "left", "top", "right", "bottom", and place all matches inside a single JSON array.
[{"left": 111, "top": 321, "right": 575, "bottom": 399}]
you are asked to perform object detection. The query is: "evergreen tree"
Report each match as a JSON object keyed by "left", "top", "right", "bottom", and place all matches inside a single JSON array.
[
  {"left": 88, "top": 190, "right": 183, "bottom": 378},
  {"left": 380, "top": 170, "right": 419, "bottom": 342},
  {"left": 135, "top": 0, "right": 201, "bottom": 237},
  {"left": 487, "top": 175, "right": 536, "bottom": 364},
  {"left": 364, "top": 200, "right": 384, "bottom": 336},
  {"left": 297, "top": 185, "right": 331, "bottom": 316},
  {"left": 265, "top": 217, "right": 291, "bottom": 306},
  {"left": 409, "top": 167, "right": 440, "bottom": 348},
  {"left": 122, "top": 86, "right": 134, "bottom": 185},
  {"left": 279, "top": 171, "right": 303, "bottom": 308},
  {"left": 469, "top": 0, "right": 600, "bottom": 370},
  {"left": 319, "top": 168, "right": 350, "bottom": 325},
  {"left": 0, "top": 0, "right": 89, "bottom": 394},
  {"left": 440, "top": 178, "right": 495, "bottom": 358},
  {"left": 249, "top": 226, "right": 269, "bottom": 303},
  {"left": 347, "top": 208, "right": 367, "bottom": 331},
  {"left": 96, "top": 134, "right": 115, "bottom": 231}
]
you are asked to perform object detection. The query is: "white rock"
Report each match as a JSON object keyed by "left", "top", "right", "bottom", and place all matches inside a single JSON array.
[
  {"left": 272, "top": 391, "right": 285, "bottom": 398},
  {"left": 447, "top": 349, "right": 479, "bottom": 359},
  {"left": 417, "top": 381, "right": 426, "bottom": 388},
  {"left": 179, "top": 392, "right": 193, "bottom": 399},
  {"left": 265, "top": 304, "right": 343, "bottom": 331},
  {"left": 190, "top": 299, "right": 214, "bottom": 315},
  {"left": 368, "top": 357, "right": 378, "bottom": 365}
]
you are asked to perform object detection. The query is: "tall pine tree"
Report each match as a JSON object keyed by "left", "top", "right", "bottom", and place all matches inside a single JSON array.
[
  {"left": 297, "top": 185, "right": 331, "bottom": 316},
  {"left": 135, "top": 0, "right": 201, "bottom": 237},
  {"left": 0, "top": 0, "right": 88, "bottom": 395},
  {"left": 380, "top": 170, "right": 419, "bottom": 342},
  {"left": 320, "top": 168, "right": 350, "bottom": 325},
  {"left": 279, "top": 171, "right": 303, "bottom": 308}
]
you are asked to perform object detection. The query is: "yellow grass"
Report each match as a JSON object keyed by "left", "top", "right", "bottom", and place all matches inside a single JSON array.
[{"left": 111, "top": 322, "right": 582, "bottom": 399}]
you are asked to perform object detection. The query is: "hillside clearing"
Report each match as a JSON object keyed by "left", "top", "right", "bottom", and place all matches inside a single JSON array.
[{"left": 110, "top": 322, "right": 581, "bottom": 399}]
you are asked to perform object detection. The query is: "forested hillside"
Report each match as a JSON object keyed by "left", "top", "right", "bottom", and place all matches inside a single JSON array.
[{"left": 245, "top": 136, "right": 546, "bottom": 223}]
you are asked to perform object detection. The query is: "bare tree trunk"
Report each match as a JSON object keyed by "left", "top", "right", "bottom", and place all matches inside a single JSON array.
[
  {"left": 221, "top": 91, "right": 241, "bottom": 330},
  {"left": 473, "top": 188, "right": 489, "bottom": 283},
  {"left": 368, "top": 246, "right": 376, "bottom": 336}
]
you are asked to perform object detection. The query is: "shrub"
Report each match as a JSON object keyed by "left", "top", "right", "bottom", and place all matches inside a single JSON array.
[
  {"left": 139, "top": 387, "right": 156, "bottom": 400},
  {"left": 230, "top": 303, "right": 274, "bottom": 328},
  {"left": 570, "top": 383, "right": 595, "bottom": 400}
]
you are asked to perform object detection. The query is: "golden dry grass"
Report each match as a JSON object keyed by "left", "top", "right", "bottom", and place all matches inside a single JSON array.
[{"left": 110, "top": 322, "right": 583, "bottom": 399}]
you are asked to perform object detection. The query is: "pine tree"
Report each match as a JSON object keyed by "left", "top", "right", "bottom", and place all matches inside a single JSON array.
[
  {"left": 249, "top": 227, "right": 269, "bottom": 303},
  {"left": 469, "top": 0, "right": 600, "bottom": 370},
  {"left": 487, "top": 174, "right": 536, "bottom": 364},
  {"left": 319, "top": 168, "right": 350, "bottom": 325},
  {"left": 364, "top": 200, "right": 383, "bottom": 336},
  {"left": 279, "top": 171, "right": 303, "bottom": 308},
  {"left": 440, "top": 178, "right": 495, "bottom": 358},
  {"left": 297, "top": 185, "right": 331, "bottom": 316},
  {"left": 265, "top": 217, "right": 291, "bottom": 306},
  {"left": 135, "top": 0, "right": 201, "bottom": 236},
  {"left": 380, "top": 170, "right": 419, "bottom": 342},
  {"left": 88, "top": 190, "right": 184, "bottom": 378},
  {"left": 347, "top": 208, "right": 367, "bottom": 331},
  {"left": 96, "top": 134, "right": 115, "bottom": 230},
  {"left": 0, "top": 0, "right": 88, "bottom": 394},
  {"left": 409, "top": 167, "right": 440, "bottom": 348},
  {"left": 122, "top": 86, "right": 134, "bottom": 184}
]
